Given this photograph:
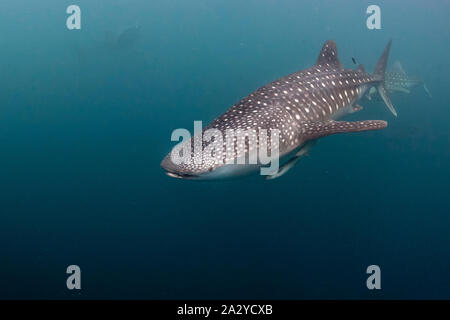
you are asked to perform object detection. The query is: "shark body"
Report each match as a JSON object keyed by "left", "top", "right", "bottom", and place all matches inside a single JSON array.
[
  {"left": 367, "top": 60, "right": 432, "bottom": 99},
  {"left": 161, "top": 40, "right": 395, "bottom": 180}
]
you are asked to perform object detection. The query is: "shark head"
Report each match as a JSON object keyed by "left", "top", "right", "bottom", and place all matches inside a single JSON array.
[
  {"left": 160, "top": 155, "right": 203, "bottom": 180},
  {"left": 160, "top": 153, "right": 213, "bottom": 180},
  {"left": 160, "top": 153, "right": 259, "bottom": 180}
]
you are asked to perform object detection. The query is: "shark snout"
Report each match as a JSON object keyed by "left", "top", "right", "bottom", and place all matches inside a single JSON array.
[
  {"left": 161, "top": 152, "right": 251, "bottom": 180},
  {"left": 160, "top": 154, "right": 203, "bottom": 179}
]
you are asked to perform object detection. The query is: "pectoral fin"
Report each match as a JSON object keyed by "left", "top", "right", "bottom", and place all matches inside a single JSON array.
[
  {"left": 265, "top": 120, "right": 387, "bottom": 180},
  {"left": 302, "top": 119, "right": 387, "bottom": 140},
  {"left": 265, "top": 141, "right": 316, "bottom": 180},
  {"left": 265, "top": 155, "right": 302, "bottom": 180}
]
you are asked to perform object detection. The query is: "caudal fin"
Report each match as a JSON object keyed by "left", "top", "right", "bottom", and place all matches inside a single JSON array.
[{"left": 374, "top": 40, "right": 397, "bottom": 117}]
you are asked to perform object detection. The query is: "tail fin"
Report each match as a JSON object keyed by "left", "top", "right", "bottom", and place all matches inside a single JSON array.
[{"left": 374, "top": 40, "right": 397, "bottom": 117}]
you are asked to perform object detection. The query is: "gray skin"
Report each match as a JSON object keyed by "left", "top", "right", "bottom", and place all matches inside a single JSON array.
[
  {"left": 366, "top": 60, "right": 432, "bottom": 99},
  {"left": 161, "top": 40, "right": 394, "bottom": 180}
]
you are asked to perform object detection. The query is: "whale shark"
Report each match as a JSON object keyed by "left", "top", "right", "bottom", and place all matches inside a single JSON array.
[
  {"left": 366, "top": 60, "right": 432, "bottom": 100},
  {"left": 161, "top": 40, "right": 394, "bottom": 180}
]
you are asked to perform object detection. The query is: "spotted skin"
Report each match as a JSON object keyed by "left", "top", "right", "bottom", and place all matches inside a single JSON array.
[
  {"left": 367, "top": 61, "right": 431, "bottom": 99},
  {"left": 161, "top": 40, "right": 391, "bottom": 180}
]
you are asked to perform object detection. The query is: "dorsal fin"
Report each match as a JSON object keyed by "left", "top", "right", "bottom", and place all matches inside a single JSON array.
[
  {"left": 356, "top": 64, "right": 365, "bottom": 73},
  {"left": 316, "top": 40, "right": 343, "bottom": 69},
  {"left": 392, "top": 60, "right": 406, "bottom": 75}
]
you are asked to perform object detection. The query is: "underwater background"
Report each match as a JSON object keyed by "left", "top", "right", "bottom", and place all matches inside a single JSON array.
[{"left": 1, "top": 0, "right": 449, "bottom": 299}]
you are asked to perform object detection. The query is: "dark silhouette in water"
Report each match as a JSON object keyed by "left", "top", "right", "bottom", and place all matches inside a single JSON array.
[
  {"left": 99, "top": 23, "right": 142, "bottom": 50},
  {"left": 116, "top": 23, "right": 141, "bottom": 48}
]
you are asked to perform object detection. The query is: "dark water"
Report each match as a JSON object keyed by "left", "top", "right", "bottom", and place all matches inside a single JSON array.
[{"left": 1, "top": 0, "right": 449, "bottom": 299}]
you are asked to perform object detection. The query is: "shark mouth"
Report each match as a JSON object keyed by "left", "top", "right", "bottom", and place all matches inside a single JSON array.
[
  {"left": 164, "top": 169, "right": 199, "bottom": 179},
  {"left": 161, "top": 156, "right": 201, "bottom": 179},
  {"left": 165, "top": 171, "right": 184, "bottom": 179}
]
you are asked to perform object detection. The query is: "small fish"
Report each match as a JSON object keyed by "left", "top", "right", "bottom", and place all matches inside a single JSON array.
[{"left": 352, "top": 57, "right": 357, "bottom": 64}]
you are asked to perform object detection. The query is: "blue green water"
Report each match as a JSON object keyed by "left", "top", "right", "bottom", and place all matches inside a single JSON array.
[{"left": 1, "top": 0, "right": 449, "bottom": 299}]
